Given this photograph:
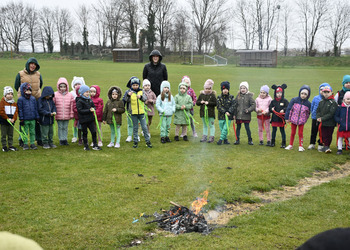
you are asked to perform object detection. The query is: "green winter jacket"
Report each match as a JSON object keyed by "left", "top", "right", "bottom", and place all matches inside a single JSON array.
[
  {"left": 174, "top": 82, "right": 193, "bottom": 125},
  {"left": 316, "top": 97, "right": 338, "bottom": 127}
]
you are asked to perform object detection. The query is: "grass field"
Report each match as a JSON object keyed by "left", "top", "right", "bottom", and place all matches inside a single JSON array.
[{"left": 0, "top": 59, "right": 350, "bottom": 249}]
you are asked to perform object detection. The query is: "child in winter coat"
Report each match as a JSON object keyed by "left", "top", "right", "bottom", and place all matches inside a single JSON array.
[
  {"left": 196, "top": 79, "right": 217, "bottom": 143},
  {"left": 308, "top": 83, "right": 331, "bottom": 151},
  {"left": 256, "top": 85, "right": 272, "bottom": 146},
  {"left": 269, "top": 84, "right": 289, "bottom": 148},
  {"left": 316, "top": 85, "right": 338, "bottom": 153},
  {"left": 156, "top": 81, "right": 175, "bottom": 143},
  {"left": 0, "top": 86, "right": 18, "bottom": 152},
  {"left": 174, "top": 82, "right": 193, "bottom": 141},
  {"left": 90, "top": 85, "right": 104, "bottom": 146},
  {"left": 143, "top": 79, "right": 157, "bottom": 135},
  {"left": 334, "top": 91, "right": 350, "bottom": 155},
  {"left": 285, "top": 85, "right": 311, "bottom": 151},
  {"left": 123, "top": 77, "right": 139, "bottom": 143},
  {"left": 123, "top": 77, "right": 152, "bottom": 148},
  {"left": 70, "top": 76, "right": 85, "bottom": 143},
  {"left": 217, "top": 81, "right": 236, "bottom": 145},
  {"left": 235, "top": 81, "right": 255, "bottom": 145},
  {"left": 76, "top": 85, "right": 101, "bottom": 151},
  {"left": 38, "top": 86, "right": 57, "bottom": 149},
  {"left": 335, "top": 75, "right": 350, "bottom": 105},
  {"left": 53, "top": 77, "right": 74, "bottom": 146},
  {"left": 103, "top": 86, "right": 125, "bottom": 148},
  {"left": 17, "top": 83, "right": 39, "bottom": 150},
  {"left": 182, "top": 76, "right": 198, "bottom": 137}
]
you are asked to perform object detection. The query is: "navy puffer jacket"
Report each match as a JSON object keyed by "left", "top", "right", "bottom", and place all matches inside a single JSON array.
[{"left": 38, "top": 86, "right": 56, "bottom": 125}]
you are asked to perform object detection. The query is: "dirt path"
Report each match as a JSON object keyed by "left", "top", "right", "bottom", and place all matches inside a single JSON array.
[{"left": 205, "top": 163, "right": 350, "bottom": 225}]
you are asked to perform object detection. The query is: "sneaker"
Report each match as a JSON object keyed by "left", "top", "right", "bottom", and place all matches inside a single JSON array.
[
  {"left": 308, "top": 144, "right": 315, "bottom": 150},
  {"left": 23, "top": 144, "right": 29, "bottom": 150},
  {"left": 98, "top": 141, "right": 103, "bottom": 147},
  {"left": 60, "top": 140, "right": 65, "bottom": 146},
  {"left": 223, "top": 139, "right": 230, "bottom": 145},
  {"left": 161, "top": 137, "right": 166, "bottom": 143},
  {"left": 217, "top": 139, "right": 223, "bottom": 145},
  {"left": 72, "top": 137, "right": 78, "bottom": 143},
  {"left": 49, "top": 144, "right": 57, "bottom": 149},
  {"left": 107, "top": 142, "right": 114, "bottom": 148},
  {"left": 324, "top": 147, "right": 331, "bottom": 153},
  {"left": 84, "top": 146, "right": 90, "bottom": 151},
  {"left": 8, "top": 146, "right": 18, "bottom": 151},
  {"left": 266, "top": 141, "right": 271, "bottom": 146},
  {"left": 43, "top": 144, "right": 50, "bottom": 149},
  {"left": 200, "top": 135, "right": 207, "bottom": 142},
  {"left": 336, "top": 150, "right": 342, "bottom": 155},
  {"left": 259, "top": 140, "right": 264, "bottom": 146},
  {"left": 234, "top": 140, "right": 240, "bottom": 145},
  {"left": 183, "top": 135, "right": 188, "bottom": 141},
  {"left": 114, "top": 142, "right": 120, "bottom": 148},
  {"left": 90, "top": 142, "right": 94, "bottom": 147},
  {"left": 2, "top": 146, "right": 8, "bottom": 152},
  {"left": 193, "top": 132, "right": 198, "bottom": 138},
  {"left": 174, "top": 136, "right": 179, "bottom": 141},
  {"left": 318, "top": 145, "right": 324, "bottom": 152},
  {"left": 126, "top": 136, "right": 132, "bottom": 142},
  {"left": 165, "top": 137, "right": 171, "bottom": 143},
  {"left": 30, "top": 144, "right": 37, "bottom": 150},
  {"left": 78, "top": 139, "right": 83, "bottom": 145},
  {"left": 285, "top": 145, "right": 293, "bottom": 150},
  {"left": 207, "top": 136, "right": 215, "bottom": 143},
  {"left": 133, "top": 142, "right": 138, "bottom": 148},
  {"left": 299, "top": 146, "right": 305, "bottom": 152},
  {"left": 92, "top": 146, "right": 102, "bottom": 151},
  {"left": 146, "top": 141, "right": 153, "bottom": 148},
  {"left": 248, "top": 140, "right": 254, "bottom": 145}
]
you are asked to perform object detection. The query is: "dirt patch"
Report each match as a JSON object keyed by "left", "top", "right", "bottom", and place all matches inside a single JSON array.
[{"left": 205, "top": 163, "right": 350, "bottom": 225}]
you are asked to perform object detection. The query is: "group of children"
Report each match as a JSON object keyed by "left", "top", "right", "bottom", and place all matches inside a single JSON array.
[{"left": 1, "top": 75, "right": 350, "bottom": 154}]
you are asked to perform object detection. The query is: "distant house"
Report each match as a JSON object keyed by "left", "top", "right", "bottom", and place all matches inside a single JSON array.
[
  {"left": 235, "top": 50, "right": 277, "bottom": 67},
  {"left": 112, "top": 48, "right": 143, "bottom": 63}
]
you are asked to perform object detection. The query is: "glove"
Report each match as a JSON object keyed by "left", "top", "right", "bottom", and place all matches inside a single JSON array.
[{"left": 20, "top": 120, "right": 24, "bottom": 126}]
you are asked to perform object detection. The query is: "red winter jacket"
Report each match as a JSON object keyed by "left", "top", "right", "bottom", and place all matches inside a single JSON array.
[{"left": 91, "top": 85, "right": 104, "bottom": 122}]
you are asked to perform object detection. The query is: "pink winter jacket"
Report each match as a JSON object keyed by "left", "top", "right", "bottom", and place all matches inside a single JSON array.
[
  {"left": 53, "top": 77, "right": 74, "bottom": 120},
  {"left": 255, "top": 95, "right": 272, "bottom": 116},
  {"left": 91, "top": 85, "right": 104, "bottom": 122}
]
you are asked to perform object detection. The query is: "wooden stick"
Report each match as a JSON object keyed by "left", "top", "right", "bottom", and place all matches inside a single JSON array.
[{"left": 170, "top": 201, "right": 182, "bottom": 207}]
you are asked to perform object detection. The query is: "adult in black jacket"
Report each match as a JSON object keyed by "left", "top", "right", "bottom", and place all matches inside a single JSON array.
[{"left": 143, "top": 50, "right": 168, "bottom": 97}]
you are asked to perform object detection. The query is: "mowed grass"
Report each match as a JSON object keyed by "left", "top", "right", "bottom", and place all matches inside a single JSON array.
[{"left": 0, "top": 58, "right": 350, "bottom": 249}]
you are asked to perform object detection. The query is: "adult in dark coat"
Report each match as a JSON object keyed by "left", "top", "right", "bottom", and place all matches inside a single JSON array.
[{"left": 143, "top": 50, "right": 168, "bottom": 97}]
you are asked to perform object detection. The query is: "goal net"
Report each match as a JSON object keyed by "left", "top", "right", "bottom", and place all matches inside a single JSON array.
[{"left": 204, "top": 55, "right": 228, "bottom": 66}]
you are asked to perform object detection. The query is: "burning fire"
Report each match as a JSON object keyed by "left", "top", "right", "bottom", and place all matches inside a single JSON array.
[{"left": 191, "top": 190, "right": 209, "bottom": 215}]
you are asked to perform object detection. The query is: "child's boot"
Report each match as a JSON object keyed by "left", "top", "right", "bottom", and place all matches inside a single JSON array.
[
  {"left": 270, "top": 139, "right": 275, "bottom": 147},
  {"left": 161, "top": 137, "right": 166, "bottom": 143},
  {"left": 207, "top": 136, "right": 214, "bottom": 143},
  {"left": 174, "top": 136, "right": 179, "bottom": 141},
  {"left": 234, "top": 140, "right": 240, "bottom": 145},
  {"left": 133, "top": 142, "right": 138, "bottom": 148},
  {"left": 146, "top": 141, "right": 153, "bottom": 148},
  {"left": 200, "top": 135, "right": 207, "bottom": 142},
  {"left": 217, "top": 139, "right": 223, "bottom": 145},
  {"left": 281, "top": 141, "right": 286, "bottom": 148},
  {"left": 165, "top": 137, "right": 171, "bottom": 143},
  {"left": 248, "top": 139, "right": 254, "bottom": 145},
  {"left": 266, "top": 141, "right": 271, "bottom": 146},
  {"left": 259, "top": 140, "right": 264, "bottom": 146},
  {"left": 183, "top": 135, "right": 188, "bottom": 141},
  {"left": 223, "top": 139, "right": 230, "bottom": 144}
]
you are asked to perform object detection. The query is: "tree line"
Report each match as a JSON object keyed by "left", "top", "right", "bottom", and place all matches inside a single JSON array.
[{"left": 0, "top": 0, "right": 349, "bottom": 57}]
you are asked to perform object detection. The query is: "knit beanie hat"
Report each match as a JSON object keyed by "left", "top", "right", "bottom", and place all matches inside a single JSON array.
[
  {"left": 342, "top": 75, "right": 350, "bottom": 92},
  {"left": 130, "top": 77, "right": 140, "bottom": 87},
  {"left": 71, "top": 76, "right": 85, "bottom": 90},
  {"left": 3, "top": 86, "right": 14, "bottom": 96},
  {"left": 240, "top": 81, "right": 249, "bottom": 91},
  {"left": 204, "top": 79, "right": 214, "bottom": 89},
  {"left": 260, "top": 85, "right": 269, "bottom": 95},
  {"left": 79, "top": 85, "right": 90, "bottom": 97},
  {"left": 143, "top": 79, "right": 151, "bottom": 87},
  {"left": 344, "top": 91, "right": 350, "bottom": 100},
  {"left": 221, "top": 81, "right": 230, "bottom": 91},
  {"left": 182, "top": 76, "right": 191, "bottom": 87},
  {"left": 160, "top": 81, "right": 171, "bottom": 93}
]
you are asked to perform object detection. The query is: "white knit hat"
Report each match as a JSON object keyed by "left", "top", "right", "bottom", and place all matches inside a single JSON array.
[
  {"left": 71, "top": 76, "right": 86, "bottom": 90},
  {"left": 143, "top": 79, "right": 151, "bottom": 87},
  {"left": 240, "top": 81, "right": 249, "bottom": 91},
  {"left": 3, "top": 86, "right": 14, "bottom": 96}
]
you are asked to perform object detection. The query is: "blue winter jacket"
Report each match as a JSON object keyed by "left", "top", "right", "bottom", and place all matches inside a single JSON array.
[
  {"left": 18, "top": 83, "right": 39, "bottom": 121},
  {"left": 38, "top": 86, "right": 56, "bottom": 125},
  {"left": 310, "top": 83, "right": 331, "bottom": 120},
  {"left": 334, "top": 103, "right": 350, "bottom": 132}
]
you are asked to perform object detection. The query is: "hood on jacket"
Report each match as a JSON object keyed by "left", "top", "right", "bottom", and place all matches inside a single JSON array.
[
  {"left": 126, "top": 76, "right": 139, "bottom": 88},
  {"left": 127, "top": 77, "right": 142, "bottom": 92},
  {"left": 160, "top": 81, "right": 171, "bottom": 93},
  {"left": 40, "top": 86, "right": 55, "bottom": 99},
  {"left": 71, "top": 76, "right": 86, "bottom": 91},
  {"left": 90, "top": 85, "right": 101, "bottom": 98},
  {"left": 178, "top": 82, "right": 188, "bottom": 95},
  {"left": 20, "top": 82, "right": 32, "bottom": 97},
  {"left": 342, "top": 75, "right": 350, "bottom": 92},
  {"left": 108, "top": 86, "right": 122, "bottom": 101},
  {"left": 56, "top": 77, "right": 69, "bottom": 93},
  {"left": 318, "top": 83, "right": 331, "bottom": 97},
  {"left": 299, "top": 85, "right": 311, "bottom": 100},
  {"left": 25, "top": 57, "right": 40, "bottom": 72},
  {"left": 271, "top": 84, "right": 287, "bottom": 99},
  {"left": 149, "top": 50, "right": 163, "bottom": 62}
]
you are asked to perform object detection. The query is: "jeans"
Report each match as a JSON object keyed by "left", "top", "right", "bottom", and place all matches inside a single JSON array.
[
  {"left": 131, "top": 114, "right": 150, "bottom": 143},
  {"left": 57, "top": 120, "right": 69, "bottom": 141},
  {"left": 40, "top": 125, "right": 53, "bottom": 144}
]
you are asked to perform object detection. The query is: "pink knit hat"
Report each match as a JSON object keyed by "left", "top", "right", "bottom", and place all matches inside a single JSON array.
[
  {"left": 204, "top": 79, "right": 214, "bottom": 89},
  {"left": 182, "top": 76, "right": 191, "bottom": 87},
  {"left": 344, "top": 91, "right": 350, "bottom": 100}
]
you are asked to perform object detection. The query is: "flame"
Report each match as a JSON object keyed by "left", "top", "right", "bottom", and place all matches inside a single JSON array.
[{"left": 191, "top": 190, "right": 209, "bottom": 215}]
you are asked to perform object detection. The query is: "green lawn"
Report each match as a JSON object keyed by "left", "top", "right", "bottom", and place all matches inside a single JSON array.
[{"left": 0, "top": 59, "right": 349, "bottom": 249}]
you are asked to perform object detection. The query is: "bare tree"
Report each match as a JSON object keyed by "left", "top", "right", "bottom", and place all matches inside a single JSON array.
[
  {"left": 76, "top": 4, "right": 90, "bottom": 54},
  {"left": 326, "top": 1, "right": 350, "bottom": 57},
  {"left": 189, "top": 0, "right": 228, "bottom": 54},
  {"left": 156, "top": 0, "right": 175, "bottom": 52},
  {"left": 142, "top": 0, "right": 159, "bottom": 53},
  {"left": 233, "top": 0, "right": 256, "bottom": 50},
  {"left": 0, "top": 2, "right": 28, "bottom": 52},
  {"left": 169, "top": 9, "right": 188, "bottom": 53},
  {"left": 123, "top": 0, "right": 139, "bottom": 47},
  {"left": 91, "top": 3, "right": 108, "bottom": 48},
  {"left": 297, "top": 0, "right": 328, "bottom": 56},
  {"left": 27, "top": 5, "right": 38, "bottom": 53},
  {"left": 281, "top": 2, "right": 293, "bottom": 56},
  {"left": 40, "top": 7, "right": 55, "bottom": 53},
  {"left": 54, "top": 7, "right": 74, "bottom": 53}
]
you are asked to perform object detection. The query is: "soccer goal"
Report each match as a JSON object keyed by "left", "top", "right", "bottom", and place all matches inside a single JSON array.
[{"left": 204, "top": 54, "right": 228, "bottom": 66}]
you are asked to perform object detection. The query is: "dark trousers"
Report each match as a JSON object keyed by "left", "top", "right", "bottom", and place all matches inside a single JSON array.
[
  {"left": 1, "top": 124, "right": 14, "bottom": 147},
  {"left": 236, "top": 123, "right": 252, "bottom": 141},
  {"left": 321, "top": 126, "right": 335, "bottom": 147},
  {"left": 271, "top": 126, "right": 286, "bottom": 141},
  {"left": 81, "top": 122, "right": 97, "bottom": 147},
  {"left": 310, "top": 119, "right": 322, "bottom": 145}
]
